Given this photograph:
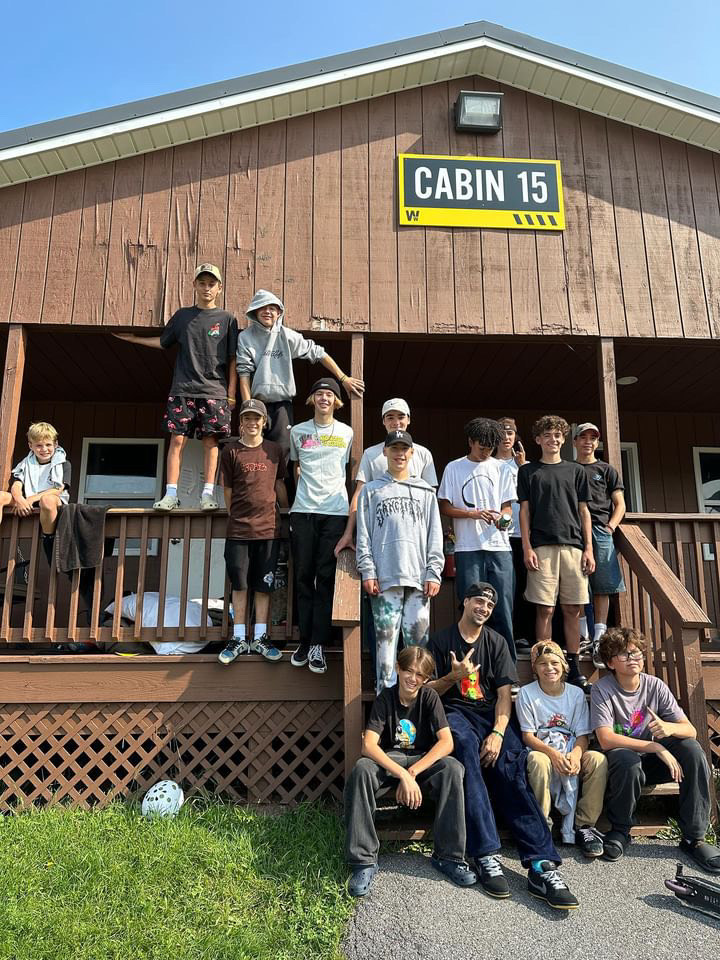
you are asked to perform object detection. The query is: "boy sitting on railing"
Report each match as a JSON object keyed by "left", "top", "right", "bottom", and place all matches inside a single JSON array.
[
  {"left": 0, "top": 421, "right": 70, "bottom": 562},
  {"left": 591, "top": 626, "right": 720, "bottom": 873}
]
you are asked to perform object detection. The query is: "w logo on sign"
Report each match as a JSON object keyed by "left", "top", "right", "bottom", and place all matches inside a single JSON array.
[{"left": 406, "top": 210, "right": 420, "bottom": 222}]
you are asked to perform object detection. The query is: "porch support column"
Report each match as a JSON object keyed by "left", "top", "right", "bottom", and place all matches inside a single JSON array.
[
  {"left": 597, "top": 337, "right": 622, "bottom": 479},
  {"left": 0, "top": 325, "right": 27, "bottom": 486},
  {"left": 349, "top": 333, "right": 364, "bottom": 476}
]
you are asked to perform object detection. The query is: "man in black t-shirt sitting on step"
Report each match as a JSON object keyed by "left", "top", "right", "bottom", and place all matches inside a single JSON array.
[{"left": 428, "top": 582, "right": 579, "bottom": 910}]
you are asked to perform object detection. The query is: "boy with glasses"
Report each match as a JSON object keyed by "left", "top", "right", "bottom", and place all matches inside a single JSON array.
[{"left": 591, "top": 627, "right": 719, "bottom": 872}]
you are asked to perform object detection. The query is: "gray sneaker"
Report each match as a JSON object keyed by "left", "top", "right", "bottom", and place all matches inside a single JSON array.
[
  {"left": 200, "top": 494, "right": 219, "bottom": 511},
  {"left": 218, "top": 637, "right": 249, "bottom": 664},
  {"left": 250, "top": 634, "right": 282, "bottom": 662},
  {"left": 591, "top": 641, "right": 605, "bottom": 669},
  {"left": 153, "top": 494, "right": 180, "bottom": 511}
]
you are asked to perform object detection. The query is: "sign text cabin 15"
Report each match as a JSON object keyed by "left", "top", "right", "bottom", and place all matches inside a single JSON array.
[{"left": 397, "top": 154, "right": 565, "bottom": 230}]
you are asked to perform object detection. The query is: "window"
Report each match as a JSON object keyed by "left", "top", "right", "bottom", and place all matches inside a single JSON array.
[
  {"left": 573, "top": 433, "right": 644, "bottom": 512},
  {"left": 693, "top": 447, "right": 720, "bottom": 514}
]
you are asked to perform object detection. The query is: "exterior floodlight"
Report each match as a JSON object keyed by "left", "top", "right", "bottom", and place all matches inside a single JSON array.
[
  {"left": 616, "top": 376, "right": 639, "bottom": 386},
  {"left": 454, "top": 91, "right": 503, "bottom": 133}
]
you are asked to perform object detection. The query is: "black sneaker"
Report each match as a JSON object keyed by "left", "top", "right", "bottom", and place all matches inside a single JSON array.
[
  {"left": 568, "top": 672, "right": 592, "bottom": 694},
  {"left": 515, "top": 638, "right": 531, "bottom": 651},
  {"left": 473, "top": 855, "right": 510, "bottom": 899},
  {"left": 575, "top": 826, "right": 604, "bottom": 858},
  {"left": 308, "top": 644, "right": 327, "bottom": 674},
  {"left": 603, "top": 829, "right": 630, "bottom": 862},
  {"left": 527, "top": 861, "right": 579, "bottom": 910},
  {"left": 291, "top": 642, "right": 310, "bottom": 667}
]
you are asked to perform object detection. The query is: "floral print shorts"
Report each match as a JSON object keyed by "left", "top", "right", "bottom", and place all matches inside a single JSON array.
[{"left": 162, "top": 395, "right": 232, "bottom": 438}]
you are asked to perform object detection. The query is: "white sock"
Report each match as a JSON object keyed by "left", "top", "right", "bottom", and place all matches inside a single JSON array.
[
  {"left": 254, "top": 623, "right": 267, "bottom": 638},
  {"left": 165, "top": 483, "right": 177, "bottom": 498},
  {"left": 593, "top": 622, "right": 607, "bottom": 643},
  {"left": 233, "top": 624, "right": 246, "bottom": 640},
  {"left": 202, "top": 483, "right": 215, "bottom": 498},
  {"left": 578, "top": 616, "right": 588, "bottom": 640}
]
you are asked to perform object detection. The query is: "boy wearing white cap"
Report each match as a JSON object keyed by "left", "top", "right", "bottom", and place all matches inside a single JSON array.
[{"left": 114, "top": 263, "right": 238, "bottom": 512}]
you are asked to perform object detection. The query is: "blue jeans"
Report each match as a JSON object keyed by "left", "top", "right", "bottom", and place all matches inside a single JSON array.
[
  {"left": 455, "top": 549, "right": 516, "bottom": 659},
  {"left": 448, "top": 707, "right": 560, "bottom": 867},
  {"left": 590, "top": 525, "right": 626, "bottom": 595}
]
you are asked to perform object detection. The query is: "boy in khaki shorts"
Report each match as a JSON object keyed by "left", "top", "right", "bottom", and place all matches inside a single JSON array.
[{"left": 517, "top": 416, "right": 595, "bottom": 692}]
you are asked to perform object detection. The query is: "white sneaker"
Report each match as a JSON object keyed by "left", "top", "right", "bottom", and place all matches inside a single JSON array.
[
  {"left": 200, "top": 494, "right": 219, "bottom": 511},
  {"left": 592, "top": 641, "right": 605, "bottom": 669}
]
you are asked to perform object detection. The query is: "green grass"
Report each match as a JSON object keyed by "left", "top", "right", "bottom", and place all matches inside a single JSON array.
[{"left": 0, "top": 800, "right": 353, "bottom": 960}]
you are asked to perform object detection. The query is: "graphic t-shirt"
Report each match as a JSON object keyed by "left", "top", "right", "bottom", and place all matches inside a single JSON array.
[
  {"left": 428, "top": 624, "right": 517, "bottom": 714},
  {"left": 219, "top": 439, "right": 286, "bottom": 540},
  {"left": 515, "top": 680, "right": 591, "bottom": 753},
  {"left": 579, "top": 460, "right": 624, "bottom": 527},
  {"left": 356, "top": 442, "right": 437, "bottom": 486},
  {"left": 590, "top": 672, "right": 685, "bottom": 740},
  {"left": 437, "top": 456, "right": 516, "bottom": 552},
  {"left": 365, "top": 685, "right": 448, "bottom": 754},
  {"left": 161, "top": 307, "right": 238, "bottom": 398},
  {"left": 289, "top": 418, "right": 353, "bottom": 516},
  {"left": 516, "top": 459, "right": 590, "bottom": 550}
]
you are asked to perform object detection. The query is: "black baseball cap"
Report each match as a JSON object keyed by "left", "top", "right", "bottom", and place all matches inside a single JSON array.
[
  {"left": 309, "top": 377, "right": 342, "bottom": 400},
  {"left": 384, "top": 429, "right": 413, "bottom": 448},
  {"left": 464, "top": 582, "right": 498, "bottom": 604},
  {"left": 239, "top": 398, "right": 268, "bottom": 418}
]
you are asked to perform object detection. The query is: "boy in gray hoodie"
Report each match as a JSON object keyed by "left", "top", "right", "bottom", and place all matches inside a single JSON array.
[
  {"left": 356, "top": 430, "right": 444, "bottom": 693},
  {"left": 236, "top": 290, "right": 364, "bottom": 462}
]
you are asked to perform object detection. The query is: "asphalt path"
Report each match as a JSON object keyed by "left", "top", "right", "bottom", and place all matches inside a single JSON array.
[{"left": 343, "top": 840, "right": 719, "bottom": 960}]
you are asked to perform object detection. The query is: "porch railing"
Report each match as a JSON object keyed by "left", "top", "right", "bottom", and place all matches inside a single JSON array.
[{"left": 0, "top": 509, "right": 294, "bottom": 646}]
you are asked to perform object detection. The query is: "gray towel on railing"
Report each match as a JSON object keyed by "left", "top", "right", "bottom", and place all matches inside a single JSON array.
[{"left": 55, "top": 504, "right": 110, "bottom": 573}]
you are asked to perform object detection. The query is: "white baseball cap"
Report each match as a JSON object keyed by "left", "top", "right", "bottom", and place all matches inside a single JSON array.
[
  {"left": 573, "top": 422, "right": 600, "bottom": 439},
  {"left": 381, "top": 398, "right": 411, "bottom": 418}
]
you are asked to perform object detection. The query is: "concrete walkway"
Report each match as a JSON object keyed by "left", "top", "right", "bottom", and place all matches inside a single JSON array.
[{"left": 343, "top": 840, "right": 719, "bottom": 960}]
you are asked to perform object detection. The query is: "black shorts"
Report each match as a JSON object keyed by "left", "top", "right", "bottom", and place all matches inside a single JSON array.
[
  {"left": 163, "top": 395, "right": 232, "bottom": 439},
  {"left": 224, "top": 539, "right": 280, "bottom": 592}
]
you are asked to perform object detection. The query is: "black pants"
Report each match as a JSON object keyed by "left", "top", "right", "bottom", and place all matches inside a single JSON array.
[
  {"left": 344, "top": 753, "right": 466, "bottom": 865},
  {"left": 605, "top": 738, "right": 711, "bottom": 839},
  {"left": 510, "top": 537, "right": 534, "bottom": 643},
  {"left": 290, "top": 512, "right": 345, "bottom": 648},
  {"left": 264, "top": 400, "right": 294, "bottom": 465}
]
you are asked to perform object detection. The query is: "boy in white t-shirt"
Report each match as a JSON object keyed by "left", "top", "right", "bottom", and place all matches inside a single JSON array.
[
  {"left": 438, "top": 418, "right": 516, "bottom": 658},
  {"left": 516, "top": 641, "right": 608, "bottom": 856}
]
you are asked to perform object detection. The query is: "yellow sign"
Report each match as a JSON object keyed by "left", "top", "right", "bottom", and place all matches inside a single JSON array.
[{"left": 398, "top": 154, "right": 565, "bottom": 230}]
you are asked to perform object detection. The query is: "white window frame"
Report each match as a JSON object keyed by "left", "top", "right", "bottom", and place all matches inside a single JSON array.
[
  {"left": 692, "top": 446, "right": 720, "bottom": 514},
  {"left": 78, "top": 438, "right": 165, "bottom": 556},
  {"left": 571, "top": 430, "right": 644, "bottom": 512}
]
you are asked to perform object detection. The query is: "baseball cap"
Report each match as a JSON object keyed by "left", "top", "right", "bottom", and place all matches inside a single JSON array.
[
  {"left": 239, "top": 398, "right": 268, "bottom": 418},
  {"left": 530, "top": 640, "right": 569, "bottom": 672},
  {"left": 381, "top": 398, "right": 411, "bottom": 418},
  {"left": 573, "top": 422, "right": 600, "bottom": 439},
  {"left": 384, "top": 429, "right": 413, "bottom": 448},
  {"left": 194, "top": 262, "right": 223, "bottom": 282},
  {"left": 309, "top": 377, "right": 342, "bottom": 400},
  {"left": 464, "top": 582, "right": 498, "bottom": 604}
]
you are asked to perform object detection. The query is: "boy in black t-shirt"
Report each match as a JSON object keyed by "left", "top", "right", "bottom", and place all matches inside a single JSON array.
[
  {"left": 114, "top": 263, "right": 238, "bottom": 512},
  {"left": 573, "top": 423, "right": 626, "bottom": 666},
  {"left": 517, "top": 415, "right": 594, "bottom": 693},
  {"left": 344, "top": 646, "right": 475, "bottom": 897},
  {"left": 428, "top": 582, "right": 579, "bottom": 910}
]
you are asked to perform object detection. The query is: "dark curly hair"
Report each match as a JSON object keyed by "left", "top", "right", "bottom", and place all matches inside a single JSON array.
[
  {"left": 532, "top": 415, "right": 570, "bottom": 439},
  {"left": 464, "top": 417, "right": 504, "bottom": 450},
  {"left": 598, "top": 627, "right": 647, "bottom": 670}
]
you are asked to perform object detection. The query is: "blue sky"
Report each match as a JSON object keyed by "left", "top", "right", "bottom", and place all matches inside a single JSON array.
[{"left": 2, "top": 0, "right": 718, "bottom": 132}]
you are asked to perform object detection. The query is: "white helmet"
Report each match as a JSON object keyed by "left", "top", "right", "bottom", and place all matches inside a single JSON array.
[{"left": 141, "top": 780, "right": 184, "bottom": 819}]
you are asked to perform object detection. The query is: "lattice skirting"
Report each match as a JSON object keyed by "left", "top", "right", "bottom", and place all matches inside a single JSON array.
[
  {"left": 708, "top": 700, "right": 720, "bottom": 765},
  {"left": 0, "top": 700, "right": 344, "bottom": 809}
]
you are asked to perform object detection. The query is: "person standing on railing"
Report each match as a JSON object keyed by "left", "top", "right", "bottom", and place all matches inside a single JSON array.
[
  {"left": 355, "top": 429, "right": 443, "bottom": 693},
  {"left": 113, "top": 263, "right": 238, "bottom": 512},
  {"left": 288, "top": 378, "right": 353, "bottom": 676},
  {"left": 591, "top": 627, "right": 720, "bottom": 874},
  {"left": 216, "top": 399, "right": 288, "bottom": 666},
  {"left": 572, "top": 423, "right": 626, "bottom": 669}
]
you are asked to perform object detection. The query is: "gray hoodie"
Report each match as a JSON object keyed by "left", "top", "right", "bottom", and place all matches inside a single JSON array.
[
  {"left": 235, "top": 290, "right": 326, "bottom": 401},
  {"left": 356, "top": 473, "right": 444, "bottom": 592}
]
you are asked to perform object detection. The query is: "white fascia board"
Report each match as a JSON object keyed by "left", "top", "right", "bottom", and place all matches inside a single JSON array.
[{"left": 2, "top": 36, "right": 720, "bottom": 168}]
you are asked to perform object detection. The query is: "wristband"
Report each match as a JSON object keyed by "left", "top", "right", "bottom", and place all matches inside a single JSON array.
[
  {"left": 491, "top": 729, "right": 505, "bottom": 739},
  {"left": 340, "top": 374, "right": 347, "bottom": 382}
]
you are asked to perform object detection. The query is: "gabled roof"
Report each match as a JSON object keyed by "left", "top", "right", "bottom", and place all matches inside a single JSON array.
[{"left": 2, "top": 20, "right": 720, "bottom": 188}]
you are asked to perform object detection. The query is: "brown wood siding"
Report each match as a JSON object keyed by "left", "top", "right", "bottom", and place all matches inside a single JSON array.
[{"left": 3, "top": 77, "right": 720, "bottom": 339}]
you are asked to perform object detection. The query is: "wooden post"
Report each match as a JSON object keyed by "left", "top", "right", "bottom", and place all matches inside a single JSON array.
[
  {"left": 597, "top": 337, "right": 622, "bottom": 479},
  {"left": 343, "top": 623, "right": 363, "bottom": 774},
  {"left": 0, "top": 325, "right": 27, "bottom": 486},
  {"left": 350, "top": 333, "right": 364, "bottom": 478}
]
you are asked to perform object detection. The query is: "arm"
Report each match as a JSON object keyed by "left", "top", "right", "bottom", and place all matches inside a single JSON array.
[
  {"left": 606, "top": 489, "right": 626, "bottom": 532},
  {"left": 407, "top": 726, "right": 453, "bottom": 778},
  {"left": 238, "top": 376, "right": 252, "bottom": 403},
  {"left": 426, "top": 647, "right": 476, "bottom": 697},
  {"left": 335, "top": 480, "right": 365, "bottom": 555},
  {"left": 361, "top": 730, "right": 423, "bottom": 810},
  {"left": 646, "top": 708, "right": 696, "bottom": 741},
  {"left": 519, "top": 500, "right": 538, "bottom": 571},
  {"left": 438, "top": 497, "right": 498, "bottom": 525},
  {"left": 579, "top": 502, "right": 595, "bottom": 574},
  {"left": 274, "top": 480, "right": 289, "bottom": 510},
  {"left": 227, "top": 363, "right": 237, "bottom": 405},
  {"left": 10, "top": 478, "right": 33, "bottom": 515},
  {"left": 479, "top": 685, "right": 512, "bottom": 767},
  {"left": 423, "top": 497, "right": 444, "bottom": 599},
  {"left": 223, "top": 487, "right": 232, "bottom": 511},
  {"left": 112, "top": 332, "right": 164, "bottom": 349},
  {"left": 521, "top": 729, "right": 577, "bottom": 775},
  {"left": 355, "top": 487, "right": 378, "bottom": 596},
  {"left": 319, "top": 353, "right": 364, "bottom": 398}
]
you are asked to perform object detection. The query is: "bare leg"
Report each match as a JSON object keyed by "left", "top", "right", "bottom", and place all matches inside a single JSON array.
[
  {"left": 535, "top": 604, "right": 554, "bottom": 642},
  {"left": 38, "top": 492, "right": 62, "bottom": 534},
  {"left": 593, "top": 594, "right": 610, "bottom": 624},
  {"left": 201, "top": 436, "right": 219, "bottom": 486},
  {"left": 561, "top": 603, "right": 582, "bottom": 655},
  {"left": 166, "top": 434, "right": 187, "bottom": 485},
  {"left": 254, "top": 591, "right": 271, "bottom": 628},
  {"left": 232, "top": 588, "right": 248, "bottom": 628},
  {"left": 0, "top": 490, "right": 12, "bottom": 527}
]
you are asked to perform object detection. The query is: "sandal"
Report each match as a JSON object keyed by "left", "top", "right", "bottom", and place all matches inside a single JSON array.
[
  {"left": 603, "top": 829, "right": 630, "bottom": 862},
  {"left": 679, "top": 839, "right": 720, "bottom": 875}
]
